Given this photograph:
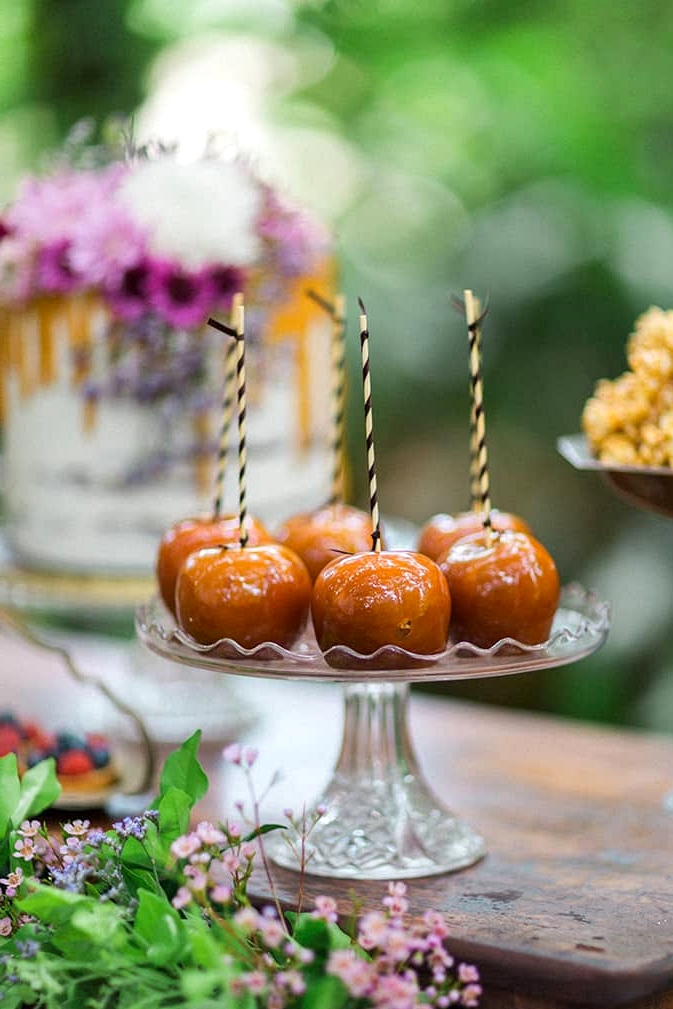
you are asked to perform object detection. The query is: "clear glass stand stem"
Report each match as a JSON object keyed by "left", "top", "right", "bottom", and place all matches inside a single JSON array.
[{"left": 266, "top": 682, "right": 485, "bottom": 880}]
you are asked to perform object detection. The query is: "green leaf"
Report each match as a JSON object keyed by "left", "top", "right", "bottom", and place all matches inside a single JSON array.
[
  {"left": 70, "top": 901, "right": 128, "bottom": 949},
  {"left": 12, "top": 757, "right": 61, "bottom": 826},
  {"left": 159, "top": 731, "right": 208, "bottom": 807},
  {"left": 299, "top": 974, "right": 349, "bottom": 1009},
  {"left": 290, "top": 915, "right": 353, "bottom": 954},
  {"left": 157, "top": 785, "right": 192, "bottom": 846},
  {"left": 133, "top": 889, "right": 186, "bottom": 967},
  {"left": 17, "top": 883, "right": 88, "bottom": 924},
  {"left": 0, "top": 753, "right": 21, "bottom": 837}
]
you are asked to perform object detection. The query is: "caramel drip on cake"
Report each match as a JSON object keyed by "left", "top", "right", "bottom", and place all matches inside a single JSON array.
[
  {"left": 0, "top": 308, "right": 8, "bottom": 424},
  {"left": 296, "top": 331, "right": 311, "bottom": 454},
  {"left": 193, "top": 411, "right": 213, "bottom": 495},
  {"left": 66, "top": 294, "right": 94, "bottom": 388},
  {"left": 15, "top": 309, "right": 37, "bottom": 399},
  {"left": 265, "top": 257, "right": 336, "bottom": 455},
  {"left": 37, "top": 296, "right": 59, "bottom": 386}
]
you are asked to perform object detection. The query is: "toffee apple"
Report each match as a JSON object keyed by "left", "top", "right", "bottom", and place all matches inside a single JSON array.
[
  {"left": 437, "top": 529, "right": 560, "bottom": 648},
  {"left": 156, "top": 514, "right": 273, "bottom": 616},
  {"left": 276, "top": 503, "right": 379, "bottom": 582},
  {"left": 175, "top": 542, "right": 312, "bottom": 649},
  {"left": 311, "top": 549, "right": 451, "bottom": 666},
  {"left": 417, "top": 509, "right": 531, "bottom": 562}
]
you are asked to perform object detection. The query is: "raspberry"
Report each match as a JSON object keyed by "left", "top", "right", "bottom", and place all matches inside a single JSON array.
[
  {"left": 57, "top": 749, "right": 94, "bottom": 775},
  {"left": 0, "top": 725, "right": 22, "bottom": 756}
]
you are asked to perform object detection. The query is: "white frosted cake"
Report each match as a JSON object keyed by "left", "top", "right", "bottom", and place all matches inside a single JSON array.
[
  {"left": 2, "top": 295, "right": 332, "bottom": 574},
  {"left": 0, "top": 137, "right": 333, "bottom": 574}
]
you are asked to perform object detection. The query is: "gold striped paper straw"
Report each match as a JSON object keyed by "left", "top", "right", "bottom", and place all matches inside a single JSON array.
[
  {"left": 306, "top": 289, "right": 348, "bottom": 506},
  {"left": 463, "top": 289, "right": 493, "bottom": 544},
  {"left": 212, "top": 293, "right": 242, "bottom": 518},
  {"left": 358, "top": 298, "right": 382, "bottom": 553}
]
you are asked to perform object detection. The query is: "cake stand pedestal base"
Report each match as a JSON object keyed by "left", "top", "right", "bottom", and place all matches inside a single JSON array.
[{"left": 264, "top": 682, "right": 485, "bottom": 879}]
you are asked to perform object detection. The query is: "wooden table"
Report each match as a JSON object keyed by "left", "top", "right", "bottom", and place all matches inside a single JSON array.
[
  {"left": 2, "top": 627, "right": 672, "bottom": 1009},
  {"left": 195, "top": 681, "right": 673, "bottom": 1009}
]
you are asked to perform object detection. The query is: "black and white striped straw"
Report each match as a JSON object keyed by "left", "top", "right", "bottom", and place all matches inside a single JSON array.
[
  {"left": 329, "top": 293, "right": 347, "bottom": 505},
  {"left": 463, "top": 289, "right": 493, "bottom": 543},
  {"left": 232, "top": 298, "right": 248, "bottom": 548},
  {"left": 212, "top": 293, "right": 242, "bottom": 518},
  {"left": 358, "top": 298, "right": 382, "bottom": 552},
  {"left": 207, "top": 294, "right": 248, "bottom": 547},
  {"left": 307, "top": 289, "right": 348, "bottom": 506},
  {"left": 468, "top": 293, "right": 482, "bottom": 512}
]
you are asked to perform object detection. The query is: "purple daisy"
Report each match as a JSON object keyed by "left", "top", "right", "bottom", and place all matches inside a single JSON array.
[
  {"left": 106, "top": 258, "right": 154, "bottom": 321},
  {"left": 35, "top": 239, "right": 78, "bottom": 294},
  {"left": 148, "top": 259, "right": 215, "bottom": 329},
  {"left": 207, "top": 264, "right": 245, "bottom": 309}
]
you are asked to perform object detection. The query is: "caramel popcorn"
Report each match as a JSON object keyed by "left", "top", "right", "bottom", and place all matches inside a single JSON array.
[{"left": 582, "top": 307, "right": 673, "bottom": 467}]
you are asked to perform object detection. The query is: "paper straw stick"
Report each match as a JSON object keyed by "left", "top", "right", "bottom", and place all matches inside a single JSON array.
[
  {"left": 207, "top": 294, "right": 248, "bottom": 547},
  {"left": 232, "top": 298, "right": 248, "bottom": 547},
  {"left": 212, "top": 292, "right": 242, "bottom": 518},
  {"left": 358, "top": 298, "right": 382, "bottom": 552},
  {"left": 463, "top": 289, "right": 493, "bottom": 543},
  {"left": 468, "top": 293, "right": 482, "bottom": 512},
  {"left": 307, "top": 289, "right": 347, "bottom": 505}
]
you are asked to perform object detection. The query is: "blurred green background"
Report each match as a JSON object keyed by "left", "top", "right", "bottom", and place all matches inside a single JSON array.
[{"left": 2, "top": 0, "right": 673, "bottom": 732}]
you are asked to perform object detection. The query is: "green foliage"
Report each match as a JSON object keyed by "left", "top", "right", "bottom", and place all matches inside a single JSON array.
[{"left": 0, "top": 739, "right": 480, "bottom": 1008}]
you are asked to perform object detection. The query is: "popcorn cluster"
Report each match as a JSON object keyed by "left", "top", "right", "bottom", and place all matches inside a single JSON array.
[{"left": 582, "top": 307, "right": 673, "bottom": 467}]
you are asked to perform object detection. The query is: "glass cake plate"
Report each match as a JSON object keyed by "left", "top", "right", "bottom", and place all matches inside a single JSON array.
[{"left": 136, "top": 584, "right": 610, "bottom": 880}]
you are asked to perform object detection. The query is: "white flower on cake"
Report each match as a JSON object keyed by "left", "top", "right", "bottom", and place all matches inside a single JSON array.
[{"left": 118, "top": 158, "right": 263, "bottom": 269}]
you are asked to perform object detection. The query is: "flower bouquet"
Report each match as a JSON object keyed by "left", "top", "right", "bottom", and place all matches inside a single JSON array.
[
  {"left": 0, "top": 123, "right": 333, "bottom": 575},
  {"left": 0, "top": 733, "right": 481, "bottom": 1008}
]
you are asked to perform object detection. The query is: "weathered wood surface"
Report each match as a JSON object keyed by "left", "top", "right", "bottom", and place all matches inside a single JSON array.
[
  {"left": 201, "top": 692, "right": 673, "bottom": 1009},
  {"left": 3, "top": 624, "right": 671, "bottom": 1009}
]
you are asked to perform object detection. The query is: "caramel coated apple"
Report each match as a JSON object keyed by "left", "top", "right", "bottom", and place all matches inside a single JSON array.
[
  {"left": 175, "top": 542, "right": 312, "bottom": 649},
  {"left": 276, "top": 503, "right": 378, "bottom": 582},
  {"left": 418, "top": 509, "right": 531, "bottom": 562},
  {"left": 311, "top": 550, "right": 451, "bottom": 666},
  {"left": 437, "top": 529, "right": 560, "bottom": 648},
  {"left": 156, "top": 514, "right": 273, "bottom": 616}
]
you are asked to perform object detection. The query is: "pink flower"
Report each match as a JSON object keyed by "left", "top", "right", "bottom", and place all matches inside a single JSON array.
[
  {"left": 63, "top": 819, "right": 90, "bottom": 837},
  {"left": 148, "top": 259, "right": 215, "bottom": 329},
  {"left": 327, "top": 949, "right": 375, "bottom": 998},
  {"left": 105, "top": 258, "right": 153, "bottom": 321},
  {"left": 223, "top": 743, "right": 242, "bottom": 765},
  {"left": 461, "top": 983, "right": 482, "bottom": 1006},
  {"left": 312, "top": 895, "right": 338, "bottom": 923},
  {"left": 240, "top": 971, "right": 267, "bottom": 995},
  {"left": 69, "top": 203, "right": 147, "bottom": 288},
  {"left": 14, "top": 837, "right": 35, "bottom": 861},
  {"left": 259, "top": 917, "right": 286, "bottom": 948},
  {"left": 195, "top": 821, "right": 226, "bottom": 846},
  {"left": 358, "top": 910, "right": 389, "bottom": 950},
  {"left": 208, "top": 264, "right": 245, "bottom": 309},
  {"left": 170, "top": 833, "right": 202, "bottom": 859},
  {"left": 171, "top": 886, "right": 192, "bottom": 910},
  {"left": 371, "top": 972, "right": 419, "bottom": 1009},
  {"left": 18, "top": 820, "right": 41, "bottom": 838},
  {"left": 458, "top": 964, "right": 480, "bottom": 984},
  {"left": 210, "top": 884, "right": 232, "bottom": 904},
  {"left": 0, "top": 917, "right": 12, "bottom": 937}
]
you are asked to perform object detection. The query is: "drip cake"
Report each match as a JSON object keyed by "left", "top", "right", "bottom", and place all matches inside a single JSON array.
[{"left": 0, "top": 129, "right": 332, "bottom": 574}]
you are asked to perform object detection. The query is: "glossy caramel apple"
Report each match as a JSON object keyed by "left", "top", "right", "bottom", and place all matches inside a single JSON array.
[
  {"left": 175, "top": 542, "right": 312, "bottom": 649},
  {"left": 156, "top": 514, "right": 273, "bottom": 616},
  {"left": 276, "top": 503, "right": 378, "bottom": 582},
  {"left": 437, "top": 529, "right": 560, "bottom": 648},
  {"left": 417, "top": 509, "right": 531, "bottom": 562},
  {"left": 311, "top": 550, "right": 451, "bottom": 666}
]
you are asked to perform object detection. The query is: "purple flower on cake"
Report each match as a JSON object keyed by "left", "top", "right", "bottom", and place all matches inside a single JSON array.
[
  {"left": 0, "top": 131, "right": 327, "bottom": 324},
  {"left": 147, "top": 259, "right": 217, "bottom": 329}
]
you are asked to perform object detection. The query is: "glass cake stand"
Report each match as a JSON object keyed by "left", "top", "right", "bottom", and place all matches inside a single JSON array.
[{"left": 136, "top": 583, "right": 610, "bottom": 879}]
